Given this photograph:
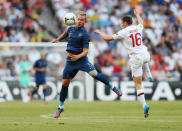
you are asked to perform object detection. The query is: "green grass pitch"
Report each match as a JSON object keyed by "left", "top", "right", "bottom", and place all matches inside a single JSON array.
[{"left": 0, "top": 101, "right": 182, "bottom": 131}]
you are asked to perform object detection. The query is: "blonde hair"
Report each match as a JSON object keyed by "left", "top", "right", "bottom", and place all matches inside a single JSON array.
[{"left": 77, "top": 11, "right": 88, "bottom": 22}]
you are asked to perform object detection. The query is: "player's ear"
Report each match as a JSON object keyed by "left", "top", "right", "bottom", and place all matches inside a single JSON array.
[{"left": 85, "top": 16, "right": 90, "bottom": 23}]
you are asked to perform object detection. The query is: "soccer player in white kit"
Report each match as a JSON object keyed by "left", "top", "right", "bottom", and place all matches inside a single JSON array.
[{"left": 94, "top": 9, "right": 153, "bottom": 118}]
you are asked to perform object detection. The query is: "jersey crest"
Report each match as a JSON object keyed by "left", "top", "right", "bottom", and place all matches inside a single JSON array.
[
  {"left": 78, "top": 33, "right": 82, "bottom": 37},
  {"left": 68, "top": 30, "right": 72, "bottom": 38}
]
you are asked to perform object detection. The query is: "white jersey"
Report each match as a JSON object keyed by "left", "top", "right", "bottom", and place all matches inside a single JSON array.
[{"left": 112, "top": 24, "right": 147, "bottom": 55}]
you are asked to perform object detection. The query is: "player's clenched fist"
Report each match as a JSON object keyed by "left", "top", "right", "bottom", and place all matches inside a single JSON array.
[
  {"left": 71, "top": 55, "right": 81, "bottom": 62},
  {"left": 134, "top": 9, "right": 140, "bottom": 16}
]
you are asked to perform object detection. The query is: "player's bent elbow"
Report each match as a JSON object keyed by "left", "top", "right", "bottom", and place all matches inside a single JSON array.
[
  {"left": 84, "top": 51, "right": 88, "bottom": 56},
  {"left": 83, "top": 48, "right": 88, "bottom": 53},
  {"left": 81, "top": 49, "right": 88, "bottom": 57}
]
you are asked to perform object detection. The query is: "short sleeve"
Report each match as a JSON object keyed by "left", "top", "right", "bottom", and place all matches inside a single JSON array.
[
  {"left": 112, "top": 30, "right": 125, "bottom": 40},
  {"left": 20, "top": 62, "right": 24, "bottom": 72},
  {"left": 44, "top": 61, "right": 47, "bottom": 67},
  {"left": 33, "top": 61, "right": 38, "bottom": 68},
  {"left": 82, "top": 33, "right": 90, "bottom": 49},
  {"left": 26, "top": 62, "right": 32, "bottom": 71},
  {"left": 137, "top": 24, "right": 143, "bottom": 32}
]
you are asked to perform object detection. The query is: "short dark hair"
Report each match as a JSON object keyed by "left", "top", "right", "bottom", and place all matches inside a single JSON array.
[{"left": 122, "top": 15, "right": 133, "bottom": 25}]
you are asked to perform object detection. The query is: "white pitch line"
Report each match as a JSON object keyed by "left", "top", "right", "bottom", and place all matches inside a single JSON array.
[{"left": 40, "top": 114, "right": 181, "bottom": 123}]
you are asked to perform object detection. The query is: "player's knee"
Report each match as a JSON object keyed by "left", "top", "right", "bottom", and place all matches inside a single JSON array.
[
  {"left": 62, "top": 79, "right": 71, "bottom": 86},
  {"left": 42, "top": 85, "right": 46, "bottom": 89},
  {"left": 36, "top": 87, "right": 39, "bottom": 91},
  {"left": 88, "top": 70, "right": 97, "bottom": 78},
  {"left": 135, "top": 83, "right": 142, "bottom": 90},
  {"left": 95, "top": 73, "right": 106, "bottom": 79},
  {"left": 62, "top": 82, "right": 70, "bottom": 86},
  {"left": 133, "top": 76, "right": 142, "bottom": 90}
]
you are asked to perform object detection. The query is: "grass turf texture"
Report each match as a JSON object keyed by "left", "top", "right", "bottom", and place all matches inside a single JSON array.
[{"left": 0, "top": 101, "right": 182, "bottom": 131}]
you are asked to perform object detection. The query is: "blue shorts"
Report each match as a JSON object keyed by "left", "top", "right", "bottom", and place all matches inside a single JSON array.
[
  {"left": 63, "top": 56, "right": 95, "bottom": 79},
  {"left": 35, "top": 77, "right": 46, "bottom": 87}
]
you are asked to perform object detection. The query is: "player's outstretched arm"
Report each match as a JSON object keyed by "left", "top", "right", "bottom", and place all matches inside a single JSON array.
[
  {"left": 51, "top": 29, "right": 67, "bottom": 43},
  {"left": 134, "top": 9, "right": 143, "bottom": 25},
  {"left": 94, "top": 29, "right": 114, "bottom": 41}
]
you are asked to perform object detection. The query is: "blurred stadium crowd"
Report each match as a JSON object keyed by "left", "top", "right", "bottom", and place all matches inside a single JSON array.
[
  {"left": 0, "top": 0, "right": 48, "bottom": 42},
  {"left": 0, "top": 0, "right": 182, "bottom": 82}
]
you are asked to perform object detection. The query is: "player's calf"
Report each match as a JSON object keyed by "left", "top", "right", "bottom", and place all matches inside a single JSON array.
[{"left": 89, "top": 71, "right": 122, "bottom": 96}]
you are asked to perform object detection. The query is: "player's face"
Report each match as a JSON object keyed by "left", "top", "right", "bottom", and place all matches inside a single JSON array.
[
  {"left": 121, "top": 21, "right": 127, "bottom": 28},
  {"left": 76, "top": 15, "right": 86, "bottom": 28},
  {"left": 22, "top": 55, "right": 27, "bottom": 61},
  {"left": 40, "top": 53, "right": 45, "bottom": 59}
]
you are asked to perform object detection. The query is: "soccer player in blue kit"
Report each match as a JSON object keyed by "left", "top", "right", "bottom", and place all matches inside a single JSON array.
[
  {"left": 51, "top": 11, "right": 122, "bottom": 118},
  {"left": 30, "top": 53, "right": 47, "bottom": 104}
]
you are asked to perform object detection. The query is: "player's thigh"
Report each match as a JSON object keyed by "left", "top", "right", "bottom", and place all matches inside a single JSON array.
[
  {"left": 129, "top": 54, "right": 143, "bottom": 77},
  {"left": 35, "top": 79, "right": 41, "bottom": 88},
  {"left": 41, "top": 77, "right": 46, "bottom": 84},
  {"left": 131, "top": 66, "right": 142, "bottom": 78},
  {"left": 88, "top": 70, "right": 98, "bottom": 78},
  {"left": 35, "top": 77, "right": 40, "bottom": 86},
  {"left": 42, "top": 84, "right": 46, "bottom": 89},
  {"left": 62, "top": 78, "right": 73, "bottom": 86},
  {"left": 79, "top": 60, "right": 96, "bottom": 73},
  {"left": 35, "top": 83, "right": 40, "bottom": 89},
  {"left": 133, "top": 76, "right": 142, "bottom": 90},
  {"left": 38, "top": 78, "right": 46, "bottom": 87},
  {"left": 62, "top": 63, "right": 79, "bottom": 79},
  {"left": 20, "top": 77, "right": 30, "bottom": 88},
  {"left": 142, "top": 51, "right": 150, "bottom": 64},
  {"left": 20, "top": 79, "right": 26, "bottom": 88}
]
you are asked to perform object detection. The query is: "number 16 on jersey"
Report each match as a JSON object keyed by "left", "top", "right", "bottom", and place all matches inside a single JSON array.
[{"left": 129, "top": 33, "right": 141, "bottom": 47}]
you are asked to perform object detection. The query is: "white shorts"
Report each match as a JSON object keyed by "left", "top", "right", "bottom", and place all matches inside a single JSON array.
[{"left": 129, "top": 51, "right": 150, "bottom": 77}]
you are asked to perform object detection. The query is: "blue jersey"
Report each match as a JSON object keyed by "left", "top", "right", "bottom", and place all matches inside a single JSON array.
[
  {"left": 33, "top": 59, "right": 47, "bottom": 78},
  {"left": 62, "top": 26, "right": 95, "bottom": 79},
  {"left": 66, "top": 26, "right": 90, "bottom": 53}
]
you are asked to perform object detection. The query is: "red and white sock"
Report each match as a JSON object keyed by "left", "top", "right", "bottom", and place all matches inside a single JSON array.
[{"left": 137, "top": 89, "right": 146, "bottom": 108}]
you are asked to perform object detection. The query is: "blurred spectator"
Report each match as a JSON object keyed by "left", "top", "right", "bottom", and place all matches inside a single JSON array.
[
  {"left": 0, "top": 0, "right": 48, "bottom": 42},
  {"left": 0, "top": 59, "right": 10, "bottom": 77}
]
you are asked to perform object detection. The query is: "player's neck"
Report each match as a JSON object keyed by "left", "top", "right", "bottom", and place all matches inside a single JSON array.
[
  {"left": 123, "top": 24, "right": 132, "bottom": 29},
  {"left": 76, "top": 26, "right": 83, "bottom": 30}
]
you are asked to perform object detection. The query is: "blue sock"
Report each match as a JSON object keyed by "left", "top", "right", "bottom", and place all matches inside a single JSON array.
[
  {"left": 60, "top": 101, "right": 64, "bottom": 106},
  {"left": 60, "top": 86, "right": 68, "bottom": 103},
  {"left": 95, "top": 73, "right": 115, "bottom": 89},
  {"left": 108, "top": 82, "right": 114, "bottom": 89},
  {"left": 95, "top": 73, "right": 109, "bottom": 85},
  {"left": 43, "top": 88, "right": 46, "bottom": 101}
]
